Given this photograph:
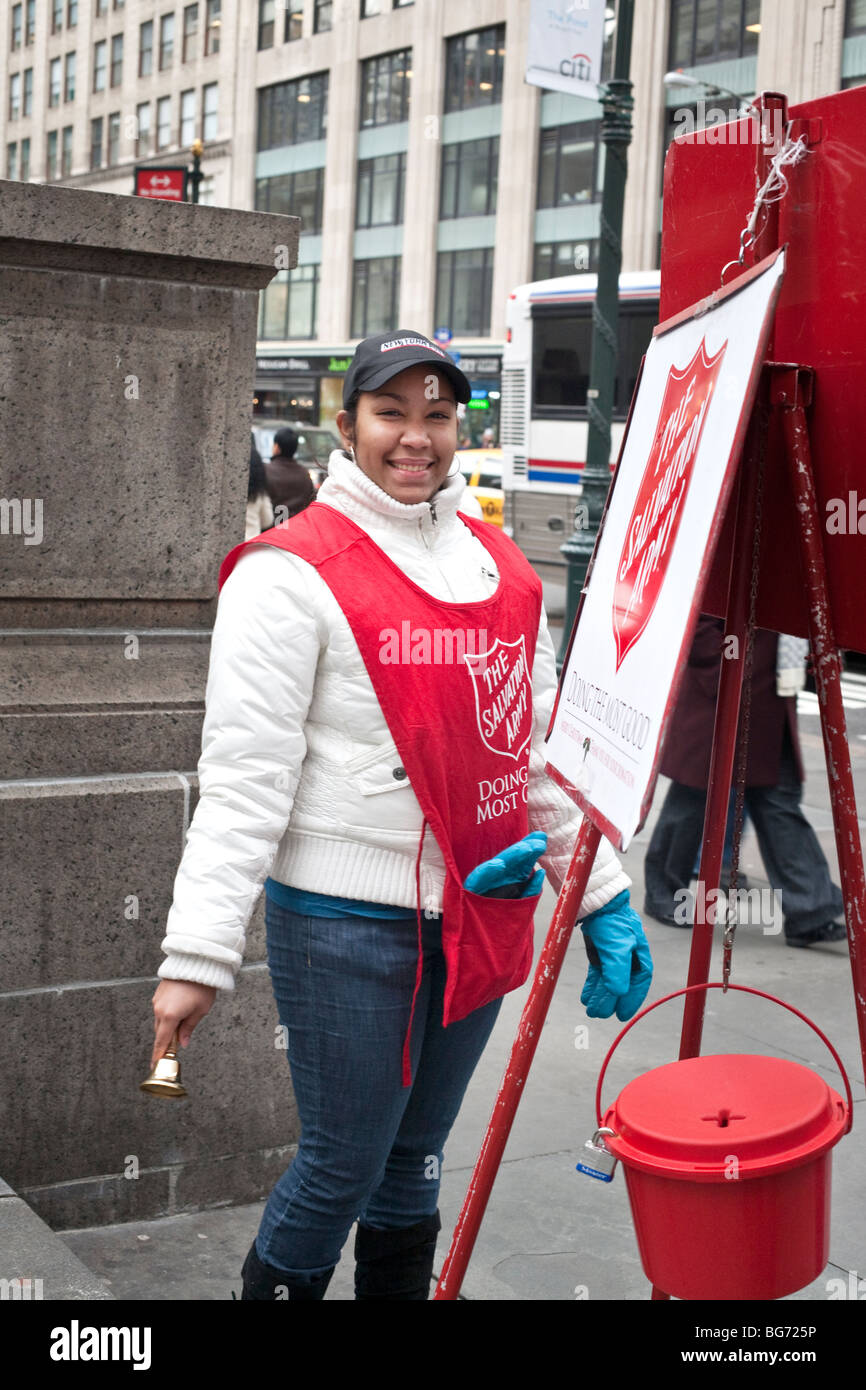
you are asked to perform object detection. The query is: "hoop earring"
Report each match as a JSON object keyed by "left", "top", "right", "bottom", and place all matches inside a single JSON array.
[{"left": 446, "top": 457, "right": 460, "bottom": 477}]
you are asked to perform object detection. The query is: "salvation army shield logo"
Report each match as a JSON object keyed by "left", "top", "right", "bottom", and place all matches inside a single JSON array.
[
  {"left": 464, "top": 636, "right": 532, "bottom": 760},
  {"left": 613, "top": 337, "right": 727, "bottom": 671}
]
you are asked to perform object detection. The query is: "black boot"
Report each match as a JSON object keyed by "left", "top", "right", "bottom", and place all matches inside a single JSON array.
[
  {"left": 238, "top": 1241, "right": 335, "bottom": 1301},
  {"left": 354, "top": 1211, "right": 441, "bottom": 1300}
]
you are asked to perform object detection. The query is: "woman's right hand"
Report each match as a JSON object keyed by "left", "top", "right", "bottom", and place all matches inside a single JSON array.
[{"left": 150, "top": 978, "right": 217, "bottom": 1071}]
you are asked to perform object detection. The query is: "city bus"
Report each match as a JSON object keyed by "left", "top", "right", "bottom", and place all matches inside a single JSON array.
[{"left": 500, "top": 271, "right": 660, "bottom": 569}]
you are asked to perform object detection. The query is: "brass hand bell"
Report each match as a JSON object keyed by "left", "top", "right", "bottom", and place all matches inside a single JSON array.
[{"left": 140, "top": 1030, "right": 188, "bottom": 1099}]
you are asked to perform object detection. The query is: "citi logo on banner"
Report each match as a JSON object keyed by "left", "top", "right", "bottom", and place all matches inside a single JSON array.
[{"left": 613, "top": 338, "right": 727, "bottom": 670}]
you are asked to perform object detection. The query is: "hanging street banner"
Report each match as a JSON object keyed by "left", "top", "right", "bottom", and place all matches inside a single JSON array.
[
  {"left": 544, "top": 248, "right": 786, "bottom": 850},
  {"left": 525, "top": 0, "right": 607, "bottom": 101}
]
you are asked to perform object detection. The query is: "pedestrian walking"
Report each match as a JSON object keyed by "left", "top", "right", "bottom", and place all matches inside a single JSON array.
[
  {"left": 245, "top": 436, "right": 274, "bottom": 539},
  {"left": 149, "top": 329, "right": 651, "bottom": 1300},
  {"left": 264, "top": 426, "right": 315, "bottom": 520},
  {"left": 643, "top": 615, "right": 846, "bottom": 947}
]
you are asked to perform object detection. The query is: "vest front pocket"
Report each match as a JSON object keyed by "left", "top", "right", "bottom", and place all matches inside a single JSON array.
[{"left": 443, "top": 884, "right": 541, "bottom": 1023}]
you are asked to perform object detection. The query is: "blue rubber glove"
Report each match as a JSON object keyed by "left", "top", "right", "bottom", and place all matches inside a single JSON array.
[
  {"left": 464, "top": 833, "right": 548, "bottom": 898},
  {"left": 579, "top": 889, "right": 653, "bottom": 1021}
]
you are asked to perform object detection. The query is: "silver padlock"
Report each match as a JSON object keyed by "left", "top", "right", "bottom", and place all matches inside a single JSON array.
[{"left": 576, "top": 1127, "right": 618, "bottom": 1183}]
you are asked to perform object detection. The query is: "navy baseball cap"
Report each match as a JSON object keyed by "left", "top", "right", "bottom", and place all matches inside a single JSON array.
[{"left": 342, "top": 329, "right": 471, "bottom": 407}]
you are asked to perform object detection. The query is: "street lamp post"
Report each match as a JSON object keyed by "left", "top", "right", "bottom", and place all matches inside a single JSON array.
[
  {"left": 188, "top": 138, "right": 204, "bottom": 204},
  {"left": 557, "top": 0, "right": 636, "bottom": 667}
]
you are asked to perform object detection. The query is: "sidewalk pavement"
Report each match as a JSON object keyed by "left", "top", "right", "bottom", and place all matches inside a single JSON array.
[{"left": 62, "top": 684, "right": 866, "bottom": 1301}]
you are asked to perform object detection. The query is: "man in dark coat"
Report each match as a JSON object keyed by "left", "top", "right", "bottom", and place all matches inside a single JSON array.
[
  {"left": 644, "top": 615, "right": 845, "bottom": 947},
  {"left": 265, "top": 427, "right": 316, "bottom": 520}
]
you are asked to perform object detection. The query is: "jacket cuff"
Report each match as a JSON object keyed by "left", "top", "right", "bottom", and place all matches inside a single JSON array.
[{"left": 158, "top": 953, "right": 236, "bottom": 992}]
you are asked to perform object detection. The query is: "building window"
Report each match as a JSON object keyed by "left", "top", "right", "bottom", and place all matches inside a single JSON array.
[
  {"left": 90, "top": 115, "right": 103, "bottom": 167},
  {"left": 12, "top": 5, "right": 23, "bottom": 50},
  {"left": 440, "top": 137, "right": 498, "bottom": 218},
  {"left": 95, "top": 0, "right": 108, "bottom": 14},
  {"left": 139, "top": 21, "right": 153, "bottom": 76},
  {"left": 49, "top": 57, "right": 62, "bottom": 107},
  {"left": 159, "top": 12, "right": 174, "bottom": 69},
  {"left": 258, "top": 0, "right": 275, "bottom": 48},
  {"left": 46, "top": 130, "right": 59, "bottom": 180},
  {"left": 68, "top": 0, "right": 78, "bottom": 23},
  {"left": 52, "top": 0, "right": 64, "bottom": 34},
  {"left": 23, "top": 66, "right": 33, "bottom": 115},
  {"left": 110, "top": 33, "right": 123, "bottom": 86},
  {"left": 669, "top": 0, "right": 761, "bottom": 68},
  {"left": 136, "top": 100, "right": 151, "bottom": 155},
  {"left": 7, "top": 143, "right": 18, "bottom": 179},
  {"left": 435, "top": 248, "right": 493, "bottom": 336},
  {"left": 20, "top": 137, "right": 30, "bottom": 178},
  {"left": 113, "top": 0, "right": 125, "bottom": 8},
  {"left": 64, "top": 52, "right": 76, "bottom": 102},
  {"left": 196, "top": 173, "right": 215, "bottom": 203},
  {"left": 285, "top": 2, "right": 302, "bottom": 39},
  {"left": 355, "top": 153, "right": 405, "bottom": 227},
  {"left": 257, "top": 73, "right": 328, "bottom": 149},
  {"left": 314, "top": 0, "right": 332, "bottom": 33},
  {"left": 205, "top": 0, "right": 220, "bottom": 53},
  {"left": 260, "top": 265, "right": 319, "bottom": 339},
  {"left": 445, "top": 26, "right": 505, "bottom": 112},
  {"left": 180, "top": 88, "right": 196, "bottom": 143},
  {"left": 255, "top": 168, "right": 324, "bottom": 233},
  {"left": 183, "top": 3, "right": 198, "bottom": 59},
  {"left": 847, "top": 0, "right": 866, "bottom": 32},
  {"left": 93, "top": 39, "right": 107, "bottom": 91},
  {"left": 61, "top": 123, "right": 73, "bottom": 175},
  {"left": 362, "top": 0, "right": 413, "bottom": 11},
  {"left": 9, "top": 74, "right": 21, "bottom": 121},
  {"left": 533, "top": 240, "right": 599, "bottom": 280},
  {"left": 351, "top": 257, "right": 399, "bottom": 337},
  {"left": 360, "top": 49, "right": 411, "bottom": 127},
  {"left": 156, "top": 94, "right": 171, "bottom": 149},
  {"left": 107, "top": 110, "right": 120, "bottom": 163},
  {"left": 202, "top": 81, "right": 218, "bottom": 139},
  {"left": 25, "top": 0, "right": 36, "bottom": 44},
  {"left": 537, "top": 121, "right": 602, "bottom": 208}
]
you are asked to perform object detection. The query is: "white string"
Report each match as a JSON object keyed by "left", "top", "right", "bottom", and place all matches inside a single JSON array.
[
  {"left": 721, "top": 132, "right": 811, "bottom": 282},
  {"left": 745, "top": 133, "right": 810, "bottom": 237}
]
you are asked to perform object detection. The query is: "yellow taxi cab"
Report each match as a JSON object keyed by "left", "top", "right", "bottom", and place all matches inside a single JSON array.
[{"left": 457, "top": 448, "right": 504, "bottom": 527}]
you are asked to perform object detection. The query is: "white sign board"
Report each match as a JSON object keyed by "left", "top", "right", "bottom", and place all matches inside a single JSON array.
[
  {"left": 525, "top": 0, "right": 607, "bottom": 102},
  {"left": 544, "top": 249, "right": 786, "bottom": 850}
]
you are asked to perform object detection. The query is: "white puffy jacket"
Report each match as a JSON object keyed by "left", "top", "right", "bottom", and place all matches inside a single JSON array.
[{"left": 158, "top": 450, "right": 631, "bottom": 992}]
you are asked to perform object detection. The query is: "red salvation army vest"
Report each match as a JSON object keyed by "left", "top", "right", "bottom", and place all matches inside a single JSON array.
[{"left": 219, "top": 501, "right": 544, "bottom": 1084}]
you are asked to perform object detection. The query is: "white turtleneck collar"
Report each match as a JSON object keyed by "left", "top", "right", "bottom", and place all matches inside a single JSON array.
[{"left": 316, "top": 449, "right": 470, "bottom": 535}]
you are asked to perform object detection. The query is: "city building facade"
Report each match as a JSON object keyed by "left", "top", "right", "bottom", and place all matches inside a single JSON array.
[{"left": 2, "top": 0, "right": 864, "bottom": 436}]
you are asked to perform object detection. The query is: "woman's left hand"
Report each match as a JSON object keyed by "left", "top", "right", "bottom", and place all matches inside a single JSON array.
[{"left": 579, "top": 891, "right": 653, "bottom": 1021}]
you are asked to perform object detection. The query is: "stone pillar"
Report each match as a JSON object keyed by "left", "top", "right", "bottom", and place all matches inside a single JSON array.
[
  {"left": 756, "top": 0, "right": 845, "bottom": 106},
  {"left": 318, "top": 0, "right": 362, "bottom": 340},
  {"left": 622, "top": 0, "right": 668, "bottom": 272},
  {"left": 400, "top": 0, "right": 446, "bottom": 331},
  {"left": 0, "top": 180, "right": 301, "bottom": 1229},
  {"left": 490, "top": 0, "right": 540, "bottom": 339}
]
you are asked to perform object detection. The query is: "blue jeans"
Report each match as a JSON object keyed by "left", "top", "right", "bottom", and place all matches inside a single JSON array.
[{"left": 256, "top": 898, "right": 503, "bottom": 1279}]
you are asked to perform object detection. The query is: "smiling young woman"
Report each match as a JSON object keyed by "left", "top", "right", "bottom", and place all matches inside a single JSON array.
[
  {"left": 336, "top": 362, "right": 458, "bottom": 505},
  {"left": 149, "top": 328, "right": 647, "bottom": 1301}
]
